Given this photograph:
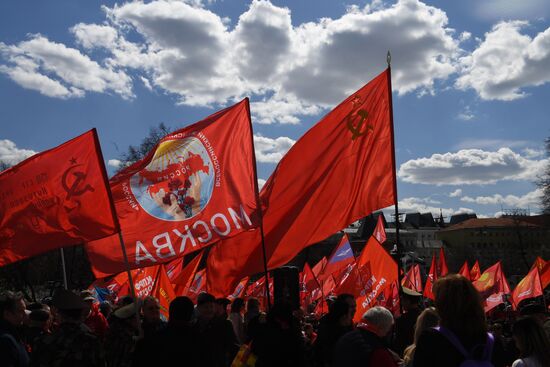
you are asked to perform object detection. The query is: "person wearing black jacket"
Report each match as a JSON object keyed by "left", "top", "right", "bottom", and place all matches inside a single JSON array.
[{"left": 0, "top": 291, "right": 29, "bottom": 367}]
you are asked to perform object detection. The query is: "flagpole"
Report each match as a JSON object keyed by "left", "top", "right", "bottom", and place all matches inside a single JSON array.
[
  {"left": 386, "top": 52, "right": 404, "bottom": 314},
  {"left": 91, "top": 128, "right": 142, "bottom": 333},
  {"left": 60, "top": 248, "right": 68, "bottom": 290},
  {"left": 244, "top": 98, "right": 272, "bottom": 311}
]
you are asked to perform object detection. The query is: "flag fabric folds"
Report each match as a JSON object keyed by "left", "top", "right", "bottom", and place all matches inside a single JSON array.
[
  {"left": 319, "top": 235, "right": 355, "bottom": 282},
  {"left": 152, "top": 265, "right": 176, "bottom": 319},
  {"left": 423, "top": 253, "right": 437, "bottom": 300},
  {"left": 86, "top": 99, "right": 259, "bottom": 277},
  {"left": 511, "top": 267, "right": 543, "bottom": 310},
  {"left": 531, "top": 257, "right": 550, "bottom": 290},
  {"left": 172, "top": 251, "right": 204, "bottom": 296},
  {"left": 473, "top": 261, "right": 511, "bottom": 313},
  {"left": 437, "top": 247, "right": 448, "bottom": 277},
  {"left": 458, "top": 261, "right": 471, "bottom": 281},
  {"left": 207, "top": 68, "right": 396, "bottom": 296},
  {"left": 401, "top": 264, "right": 422, "bottom": 293},
  {"left": 0, "top": 129, "right": 118, "bottom": 267},
  {"left": 470, "top": 260, "right": 481, "bottom": 281}
]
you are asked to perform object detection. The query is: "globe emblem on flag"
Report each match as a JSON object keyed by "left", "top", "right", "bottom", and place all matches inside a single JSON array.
[{"left": 130, "top": 136, "right": 215, "bottom": 221}]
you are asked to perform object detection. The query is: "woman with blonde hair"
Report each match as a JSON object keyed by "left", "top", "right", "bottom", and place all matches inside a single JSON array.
[
  {"left": 413, "top": 274, "right": 505, "bottom": 367},
  {"left": 401, "top": 307, "right": 439, "bottom": 367}
]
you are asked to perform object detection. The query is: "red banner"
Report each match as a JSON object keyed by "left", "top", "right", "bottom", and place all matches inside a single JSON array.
[
  {"left": 152, "top": 265, "right": 176, "bottom": 319},
  {"left": 473, "top": 261, "right": 511, "bottom": 313},
  {"left": 86, "top": 99, "right": 259, "bottom": 276},
  {"left": 511, "top": 267, "right": 543, "bottom": 310},
  {"left": 0, "top": 129, "right": 118, "bottom": 266},
  {"left": 423, "top": 253, "right": 437, "bottom": 300},
  {"left": 458, "top": 261, "right": 471, "bottom": 281}
]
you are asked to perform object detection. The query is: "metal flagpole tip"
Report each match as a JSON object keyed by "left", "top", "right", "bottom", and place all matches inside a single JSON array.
[{"left": 387, "top": 51, "right": 391, "bottom": 66}]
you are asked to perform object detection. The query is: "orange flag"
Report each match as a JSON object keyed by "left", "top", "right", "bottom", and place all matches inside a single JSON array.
[
  {"left": 511, "top": 267, "right": 543, "bottom": 310},
  {"left": 152, "top": 265, "right": 176, "bottom": 319},
  {"left": 473, "top": 261, "right": 511, "bottom": 313},
  {"left": 86, "top": 99, "right": 259, "bottom": 277},
  {"left": 438, "top": 247, "right": 449, "bottom": 277},
  {"left": 207, "top": 69, "right": 396, "bottom": 296},
  {"left": 470, "top": 260, "right": 481, "bottom": 281},
  {"left": 531, "top": 257, "right": 550, "bottom": 289},
  {"left": 459, "top": 261, "right": 471, "bottom": 281},
  {"left": 355, "top": 235, "right": 398, "bottom": 322},
  {"left": 423, "top": 253, "right": 438, "bottom": 300},
  {"left": 402, "top": 264, "right": 423, "bottom": 293},
  {"left": 0, "top": 129, "right": 118, "bottom": 266},
  {"left": 172, "top": 251, "right": 204, "bottom": 296}
]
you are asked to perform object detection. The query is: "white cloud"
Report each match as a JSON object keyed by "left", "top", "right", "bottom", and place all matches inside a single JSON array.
[
  {"left": 253, "top": 134, "right": 295, "bottom": 163},
  {"left": 382, "top": 198, "right": 474, "bottom": 219},
  {"left": 456, "top": 21, "right": 550, "bottom": 100},
  {"left": 522, "top": 147, "right": 545, "bottom": 159},
  {"left": 457, "top": 105, "right": 474, "bottom": 121},
  {"left": 461, "top": 188, "right": 542, "bottom": 208},
  {"left": 398, "top": 148, "right": 549, "bottom": 185},
  {"left": 0, "top": 35, "right": 133, "bottom": 99},
  {"left": 258, "top": 178, "right": 266, "bottom": 189},
  {"left": 456, "top": 139, "right": 530, "bottom": 150},
  {"left": 0, "top": 140, "right": 37, "bottom": 166},
  {"left": 449, "top": 189, "right": 462, "bottom": 197},
  {"left": 107, "top": 159, "right": 122, "bottom": 168},
  {"left": 0, "top": 0, "right": 464, "bottom": 124}
]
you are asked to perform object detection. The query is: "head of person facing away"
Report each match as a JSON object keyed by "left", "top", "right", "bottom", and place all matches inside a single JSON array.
[{"left": 361, "top": 306, "right": 394, "bottom": 338}]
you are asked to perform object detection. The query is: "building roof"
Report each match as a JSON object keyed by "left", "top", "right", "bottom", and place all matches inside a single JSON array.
[{"left": 439, "top": 216, "right": 545, "bottom": 232}]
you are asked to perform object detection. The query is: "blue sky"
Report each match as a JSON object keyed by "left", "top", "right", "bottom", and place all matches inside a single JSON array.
[{"left": 1, "top": 0, "right": 549, "bottom": 219}]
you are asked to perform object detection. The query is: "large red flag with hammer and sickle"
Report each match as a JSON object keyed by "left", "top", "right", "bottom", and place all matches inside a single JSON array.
[
  {"left": 0, "top": 129, "right": 118, "bottom": 266},
  {"left": 207, "top": 68, "right": 396, "bottom": 297}
]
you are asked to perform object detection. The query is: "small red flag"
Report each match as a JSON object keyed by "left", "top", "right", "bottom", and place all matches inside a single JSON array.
[
  {"left": 173, "top": 251, "right": 204, "bottom": 296},
  {"left": 186, "top": 268, "right": 206, "bottom": 303},
  {"left": 473, "top": 261, "right": 511, "bottom": 313},
  {"left": 470, "top": 260, "right": 481, "bottom": 281},
  {"left": 228, "top": 276, "right": 249, "bottom": 301},
  {"left": 423, "top": 253, "right": 437, "bottom": 300},
  {"left": 0, "top": 129, "right": 118, "bottom": 266},
  {"left": 312, "top": 257, "right": 328, "bottom": 279},
  {"left": 511, "top": 267, "right": 543, "bottom": 310},
  {"left": 458, "top": 261, "right": 471, "bottom": 281},
  {"left": 207, "top": 69, "right": 396, "bottom": 296},
  {"left": 438, "top": 247, "right": 449, "bottom": 277},
  {"left": 152, "top": 265, "right": 176, "bottom": 319},
  {"left": 300, "top": 263, "right": 319, "bottom": 308},
  {"left": 373, "top": 214, "right": 386, "bottom": 244},
  {"left": 402, "top": 264, "right": 423, "bottom": 293},
  {"left": 319, "top": 234, "right": 355, "bottom": 282},
  {"left": 86, "top": 99, "right": 259, "bottom": 277},
  {"left": 531, "top": 257, "right": 549, "bottom": 289}
]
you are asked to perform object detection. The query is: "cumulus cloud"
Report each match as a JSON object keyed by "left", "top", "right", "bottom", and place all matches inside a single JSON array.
[
  {"left": 461, "top": 188, "right": 543, "bottom": 208},
  {"left": 398, "top": 148, "right": 549, "bottom": 185},
  {"left": 449, "top": 189, "right": 462, "bottom": 197},
  {"left": 456, "top": 21, "right": 550, "bottom": 100},
  {"left": 258, "top": 178, "right": 266, "bottom": 189},
  {"left": 0, "top": 35, "right": 133, "bottom": 99},
  {"left": 107, "top": 159, "right": 122, "bottom": 168},
  {"left": 0, "top": 140, "right": 37, "bottom": 166},
  {"left": 382, "top": 198, "right": 474, "bottom": 219},
  {"left": 0, "top": 0, "right": 463, "bottom": 123},
  {"left": 254, "top": 134, "right": 295, "bottom": 163}
]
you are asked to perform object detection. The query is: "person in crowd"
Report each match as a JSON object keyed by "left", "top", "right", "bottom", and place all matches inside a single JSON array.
[
  {"left": 105, "top": 303, "right": 140, "bottom": 367},
  {"left": 413, "top": 274, "right": 506, "bottom": 367},
  {"left": 215, "top": 298, "right": 231, "bottom": 320},
  {"left": 133, "top": 296, "right": 199, "bottom": 367},
  {"left": 303, "top": 323, "right": 317, "bottom": 346},
  {"left": 252, "top": 301, "right": 306, "bottom": 367},
  {"left": 392, "top": 287, "right": 422, "bottom": 355},
  {"left": 140, "top": 296, "right": 166, "bottom": 338},
  {"left": 333, "top": 306, "right": 400, "bottom": 367},
  {"left": 244, "top": 297, "right": 262, "bottom": 342},
  {"left": 511, "top": 316, "right": 550, "bottom": 367},
  {"left": 229, "top": 297, "right": 245, "bottom": 344},
  {"left": 519, "top": 303, "right": 550, "bottom": 340},
  {"left": 0, "top": 291, "right": 29, "bottom": 367},
  {"left": 193, "top": 292, "right": 239, "bottom": 367},
  {"left": 31, "top": 289, "right": 105, "bottom": 367},
  {"left": 313, "top": 293, "right": 356, "bottom": 367},
  {"left": 401, "top": 307, "right": 439, "bottom": 367},
  {"left": 24, "top": 306, "right": 52, "bottom": 354},
  {"left": 80, "top": 290, "right": 109, "bottom": 340}
]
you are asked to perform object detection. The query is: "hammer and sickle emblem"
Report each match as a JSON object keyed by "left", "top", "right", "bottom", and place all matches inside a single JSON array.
[
  {"left": 62, "top": 164, "right": 94, "bottom": 200},
  {"left": 345, "top": 96, "right": 374, "bottom": 140}
]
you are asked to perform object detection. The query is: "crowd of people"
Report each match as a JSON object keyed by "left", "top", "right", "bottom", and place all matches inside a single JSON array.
[{"left": 1, "top": 274, "right": 549, "bottom": 367}]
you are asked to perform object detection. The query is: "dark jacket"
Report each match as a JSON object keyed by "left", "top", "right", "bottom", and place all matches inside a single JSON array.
[
  {"left": 0, "top": 320, "right": 29, "bottom": 367},
  {"left": 333, "top": 327, "right": 398, "bottom": 367},
  {"left": 193, "top": 317, "right": 239, "bottom": 367},
  {"left": 313, "top": 318, "right": 353, "bottom": 367}
]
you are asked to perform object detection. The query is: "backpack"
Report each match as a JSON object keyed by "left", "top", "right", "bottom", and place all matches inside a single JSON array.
[{"left": 434, "top": 326, "right": 495, "bottom": 367}]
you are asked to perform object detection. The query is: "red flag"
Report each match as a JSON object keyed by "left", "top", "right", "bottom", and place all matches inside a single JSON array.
[
  {"left": 300, "top": 263, "right": 320, "bottom": 308},
  {"left": 245, "top": 276, "right": 273, "bottom": 311},
  {"left": 319, "top": 235, "right": 355, "bottom": 282},
  {"left": 373, "top": 214, "right": 386, "bottom": 244},
  {"left": 164, "top": 256, "right": 184, "bottom": 283},
  {"left": 0, "top": 129, "right": 118, "bottom": 266},
  {"left": 86, "top": 99, "right": 259, "bottom": 277},
  {"left": 381, "top": 281, "right": 401, "bottom": 317},
  {"left": 152, "top": 265, "right": 176, "bottom": 319},
  {"left": 207, "top": 69, "right": 396, "bottom": 296},
  {"left": 438, "top": 247, "right": 448, "bottom": 277},
  {"left": 531, "top": 257, "right": 550, "bottom": 289},
  {"left": 228, "top": 276, "right": 249, "bottom": 301},
  {"left": 355, "top": 235, "right": 398, "bottom": 322},
  {"left": 423, "top": 253, "right": 437, "bottom": 300},
  {"left": 173, "top": 251, "right": 203, "bottom": 296},
  {"left": 470, "top": 260, "right": 481, "bottom": 281},
  {"left": 186, "top": 268, "right": 206, "bottom": 303},
  {"left": 401, "top": 264, "right": 422, "bottom": 293},
  {"left": 473, "top": 261, "right": 511, "bottom": 313},
  {"left": 458, "top": 261, "right": 471, "bottom": 281},
  {"left": 511, "top": 267, "right": 543, "bottom": 310},
  {"left": 312, "top": 257, "right": 328, "bottom": 279}
]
